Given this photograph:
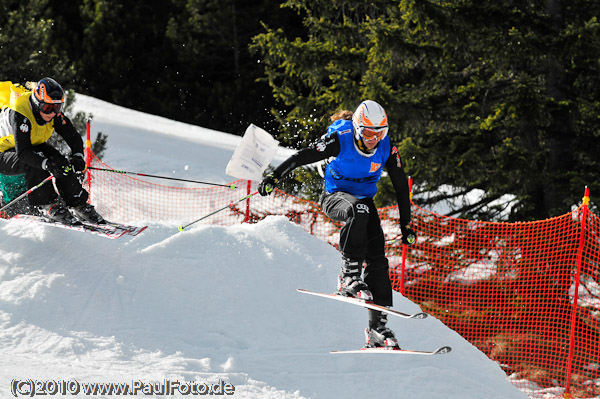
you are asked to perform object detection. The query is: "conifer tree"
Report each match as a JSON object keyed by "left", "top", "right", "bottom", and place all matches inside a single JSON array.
[{"left": 252, "top": 0, "right": 600, "bottom": 220}]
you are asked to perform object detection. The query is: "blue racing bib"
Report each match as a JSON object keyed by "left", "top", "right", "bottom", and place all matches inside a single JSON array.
[{"left": 324, "top": 120, "right": 390, "bottom": 198}]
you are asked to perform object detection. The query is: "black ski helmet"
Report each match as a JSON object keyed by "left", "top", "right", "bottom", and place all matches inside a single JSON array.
[{"left": 31, "top": 77, "right": 65, "bottom": 115}]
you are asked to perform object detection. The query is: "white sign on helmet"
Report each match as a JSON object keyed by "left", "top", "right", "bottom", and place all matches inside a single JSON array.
[{"left": 226, "top": 124, "right": 279, "bottom": 181}]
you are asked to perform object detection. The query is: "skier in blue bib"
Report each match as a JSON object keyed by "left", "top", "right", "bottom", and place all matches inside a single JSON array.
[{"left": 258, "top": 100, "right": 416, "bottom": 349}]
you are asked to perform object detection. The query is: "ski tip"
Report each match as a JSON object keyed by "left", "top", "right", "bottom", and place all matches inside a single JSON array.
[
  {"left": 411, "top": 312, "right": 429, "bottom": 319},
  {"left": 125, "top": 225, "right": 148, "bottom": 236},
  {"left": 434, "top": 346, "right": 452, "bottom": 355}
]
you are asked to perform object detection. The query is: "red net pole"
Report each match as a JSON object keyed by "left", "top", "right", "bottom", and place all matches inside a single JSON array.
[
  {"left": 85, "top": 119, "right": 92, "bottom": 196},
  {"left": 564, "top": 186, "right": 590, "bottom": 397},
  {"left": 244, "top": 180, "right": 252, "bottom": 223}
]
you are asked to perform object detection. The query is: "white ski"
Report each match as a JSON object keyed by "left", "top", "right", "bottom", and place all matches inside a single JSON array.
[
  {"left": 330, "top": 346, "right": 452, "bottom": 355},
  {"left": 297, "top": 288, "right": 428, "bottom": 319},
  {"left": 11, "top": 214, "right": 147, "bottom": 239}
]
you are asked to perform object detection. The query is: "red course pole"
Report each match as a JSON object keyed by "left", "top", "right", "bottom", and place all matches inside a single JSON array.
[
  {"left": 564, "top": 186, "right": 590, "bottom": 397},
  {"left": 85, "top": 119, "right": 92, "bottom": 196},
  {"left": 244, "top": 180, "right": 252, "bottom": 223}
]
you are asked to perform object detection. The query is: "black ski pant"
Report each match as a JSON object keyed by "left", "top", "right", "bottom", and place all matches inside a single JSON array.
[
  {"left": 320, "top": 191, "right": 393, "bottom": 307},
  {"left": 0, "top": 144, "right": 88, "bottom": 207}
]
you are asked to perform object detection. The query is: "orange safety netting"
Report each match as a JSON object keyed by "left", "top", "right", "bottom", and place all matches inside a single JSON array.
[
  {"left": 87, "top": 153, "right": 599, "bottom": 399},
  {"left": 395, "top": 196, "right": 600, "bottom": 399}
]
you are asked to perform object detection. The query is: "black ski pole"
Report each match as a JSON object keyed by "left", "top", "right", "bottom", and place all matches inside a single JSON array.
[
  {"left": 0, "top": 176, "right": 53, "bottom": 213},
  {"left": 178, "top": 191, "right": 259, "bottom": 231},
  {"left": 89, "top": 167, "right": 237, "bottom": 189}
]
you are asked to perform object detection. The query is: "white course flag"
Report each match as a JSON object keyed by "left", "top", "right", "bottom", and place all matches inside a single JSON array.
[{"left": 226, "top": 124, "right": 279, "bottom": 181}]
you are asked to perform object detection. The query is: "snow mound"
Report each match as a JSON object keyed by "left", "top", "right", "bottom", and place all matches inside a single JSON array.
[{"left": 0, "top": 216, "right": 526, "bottom": 398}]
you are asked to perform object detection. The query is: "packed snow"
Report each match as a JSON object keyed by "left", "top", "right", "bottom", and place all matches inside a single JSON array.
[{"left": 0, "top": 94, "right": 529, "bottom": 398}]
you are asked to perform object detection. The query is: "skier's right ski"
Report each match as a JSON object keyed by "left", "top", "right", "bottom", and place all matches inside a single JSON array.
[
  {"left": 297, "top": 288, "right": 428, "bottom": 319},
  {"left": 330, "top": 346, "right": 452, "bottom": 355}
]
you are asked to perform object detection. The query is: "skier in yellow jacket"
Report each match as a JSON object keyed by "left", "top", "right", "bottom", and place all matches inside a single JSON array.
[{"left": 0, "top": 78, "right": 104, "bottom": 224}]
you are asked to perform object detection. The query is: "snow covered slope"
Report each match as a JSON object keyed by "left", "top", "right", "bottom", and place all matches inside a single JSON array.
[{"left": 0, "top": 94, "right": 528, "bottom": 398}]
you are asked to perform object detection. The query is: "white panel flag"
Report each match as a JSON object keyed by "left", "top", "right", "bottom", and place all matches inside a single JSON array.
[{"left": 226, "top": 124, "right": 279, "bottom": 181}]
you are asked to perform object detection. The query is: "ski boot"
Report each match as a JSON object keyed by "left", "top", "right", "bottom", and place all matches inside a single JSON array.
[
  {"left": 336, "top": 256, "right": 373, "bottom": 302},
  {"left": 70, "top": 203, "right": 106, "bottom": 224},
  {"left": 39, "top": 202, "right": 80, "bottom": 225},
  {"left": 365, "top": 311, "right": 399, "bottom": 349}
]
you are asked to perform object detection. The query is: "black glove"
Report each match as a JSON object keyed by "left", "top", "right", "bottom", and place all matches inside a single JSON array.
[
  {"left": 401, "top": 223, "right": 417, "bottom": 245},
  {"left": 42, "top": 157, "right": 72, "bottom": 177},
  {"left": 69, "top": 152, "right": 86, "bottom": 173},
  {"left": 258, "top": 174, "right": 278, "bottom": 196}
]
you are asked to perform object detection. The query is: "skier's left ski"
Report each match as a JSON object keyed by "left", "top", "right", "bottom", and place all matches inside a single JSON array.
[
  {"left": 330, "top": 346, "right": 452, "bottom": 355},
  {"left": 11, "top": 214, "right": 146, "bottom": 239},
  {"left": 297, "top": 288, "right": 428, "bottom": 319}
]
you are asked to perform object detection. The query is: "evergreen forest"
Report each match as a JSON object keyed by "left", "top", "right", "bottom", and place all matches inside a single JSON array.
[{"left": 2, "top": 0, "right": 599, "bottom": 221}]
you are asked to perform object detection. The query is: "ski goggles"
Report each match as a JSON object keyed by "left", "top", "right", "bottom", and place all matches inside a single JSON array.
[
  {"left": 39, "top": 102, "right": 63, "bottom": 114},
  {"left": 359, "top": 126, "right": 388, "bottom": 141}
]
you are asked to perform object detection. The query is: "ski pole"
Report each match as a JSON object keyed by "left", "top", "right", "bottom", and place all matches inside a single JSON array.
[
  {"left": 385, "top": 233, "right": 402, "bottom": 244},
  {"left": 178, "top": 191, "right": 259, "bottom": 231},
  {"left": 88, "top": 167, "right": 237, "bottom": 189},
  {"left": 0, "top": 176, "right": 53, "bottom": 213}
]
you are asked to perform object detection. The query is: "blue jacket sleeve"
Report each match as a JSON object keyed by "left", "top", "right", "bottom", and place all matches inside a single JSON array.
[{"left": 271, "top": 132, "right": 341, "bottom": 180}]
